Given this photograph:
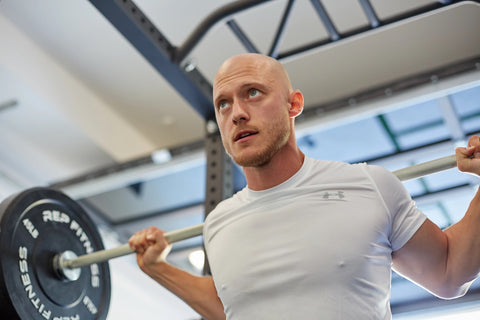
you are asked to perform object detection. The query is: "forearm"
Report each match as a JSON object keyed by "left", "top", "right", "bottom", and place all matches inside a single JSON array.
[
  {"left": 447, "top": 187, "right": 480, "bottom": 274},
  {"left": 443, "top": 186, "right": 480, "bottom": 296},
  {"left": 440, "top": 137, "right": 480, "bottom": 295},
  {"left": 393, "top": 187, "right": 480, "bottom": 299},
  {"left": 144, "top": 262, "right": 225, "bottom": 320}
]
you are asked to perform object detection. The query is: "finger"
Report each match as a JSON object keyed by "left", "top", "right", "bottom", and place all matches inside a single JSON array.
[
  {"left": 467, "top": 135, "right": 480, "bottom": 147},
  {"left": 456, "top": 146, "right": 471, "bottom": 156},
  {"left": 468, "top": 136, "right": 480, "bottom": 156},
  {"left": 139, "top": 227, "right": 169, "bottom": 254},
  {"left": 465, "top": 146, "right": 476, "bottom": 157},
  {"left": 145, "top": 227, "right": 166, "bottom": 247},
  {"left": 456, "top": 143, "right": 480, "bottom": 174},
  {"left": 455, "top": 146, "right": 471, "bottom": 172},
  {"left": 128, "top": 232, "right": 141, "bottom": 251},
  {"left": 129, "top": 229, "right": 151, "bottom": 253},
  {"left": 146, "top": 226, "right": 160, "bottom": 241}
]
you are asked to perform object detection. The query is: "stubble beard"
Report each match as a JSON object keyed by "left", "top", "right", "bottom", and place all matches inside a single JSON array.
[{"left": 225, "top": 122, "right": 291, "bottom": 168}]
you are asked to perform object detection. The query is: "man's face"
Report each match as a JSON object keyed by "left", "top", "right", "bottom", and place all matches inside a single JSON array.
[{"left": 213, "top": 56, "right": 292, "bottom": 167}]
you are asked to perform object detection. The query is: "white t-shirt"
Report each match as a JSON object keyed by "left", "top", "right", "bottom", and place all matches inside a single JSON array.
[{"left": 204, "top": 156, "right": 427, "bottom": 320}]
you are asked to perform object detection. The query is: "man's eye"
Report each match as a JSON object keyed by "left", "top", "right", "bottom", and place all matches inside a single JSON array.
[
  {"left": 218, "top": 101, "right": 230, "bottom": 110},
  {"left": 248, "top": 89, "right": 260, "bottom": 98}
]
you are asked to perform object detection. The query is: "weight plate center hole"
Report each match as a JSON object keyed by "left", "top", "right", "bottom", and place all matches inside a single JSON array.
[{"left": 53, "top": 250, "right": 82, "bottom": 282}]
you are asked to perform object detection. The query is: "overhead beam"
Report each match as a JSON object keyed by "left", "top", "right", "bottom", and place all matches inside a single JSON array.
[
  {"left": 174, "top": 0, "right": 272, "bottom": 62},
  {"left": 226, "top": 19, "right": 259, "bottom": 53},
  {"left": 268, "top": 0, "right": 295, "bottom": 58},
  {"left": 278, "top": 0, "right": 477, "bottom": 60},
  {"left": 358, "top": 0, "right": 380, "bottom": 28},
  {"left": 88, "top": 0, "right": 215, "bottom": 120},
  {"left": 310, "top": 0, "right": 340, "bottom": 41}
]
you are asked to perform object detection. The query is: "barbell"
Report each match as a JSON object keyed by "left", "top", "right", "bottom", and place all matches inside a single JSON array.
[{"left": 0, "top": 154, "right": 462, "bottom": 319}]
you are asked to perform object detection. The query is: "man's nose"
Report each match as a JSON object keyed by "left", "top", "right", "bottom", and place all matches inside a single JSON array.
[{"left": 232, "top": 100, "right": 249, "bottom": 124}]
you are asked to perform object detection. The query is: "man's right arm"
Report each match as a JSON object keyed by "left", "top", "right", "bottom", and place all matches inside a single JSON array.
[{"left": 129, "top": 226, "right": 225, "bottom": 320}]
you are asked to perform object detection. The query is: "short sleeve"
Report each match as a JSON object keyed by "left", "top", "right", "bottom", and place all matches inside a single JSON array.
[{"left": 366, "top": 165, "right": 427, "bottom": 251}]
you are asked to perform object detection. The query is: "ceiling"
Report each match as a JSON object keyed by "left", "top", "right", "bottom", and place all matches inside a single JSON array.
[{"left": 1, "top": 0, "right": 480, "bottom": 315}]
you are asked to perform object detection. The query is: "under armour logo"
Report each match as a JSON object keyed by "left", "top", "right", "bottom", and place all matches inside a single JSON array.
[{"left": 321, "top": 191, "right": 345, "bottom": 201}]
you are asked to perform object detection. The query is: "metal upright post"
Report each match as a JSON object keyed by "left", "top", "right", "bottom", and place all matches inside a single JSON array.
[{"left": 203, "top": 120, "right": 234, "bottom": 275}]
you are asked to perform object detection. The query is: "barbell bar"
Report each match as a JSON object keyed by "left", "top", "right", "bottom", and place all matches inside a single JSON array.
[
  {"left": 56, "top": 223, "right": 204, "bottom": 272},
  {"left": 56, "top": 154, "right": 459, "bottom": 274},
  {"left": 391, "top": 154, "right": 457, "bottom": 181}
]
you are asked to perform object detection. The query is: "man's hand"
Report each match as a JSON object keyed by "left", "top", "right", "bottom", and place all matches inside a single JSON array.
[
  {"left": 128, "top": 226, "right": 172, "bottom": 271},
  {"left": 129, "top": 228, "right": 225, "bottom": 319},
  {"left": 456, "top": 135, "right": 480, "bottom": 175}
]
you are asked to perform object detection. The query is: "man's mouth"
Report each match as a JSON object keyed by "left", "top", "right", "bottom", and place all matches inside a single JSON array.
[{"left": 234, "top": 131, "right": 257, "bottom": 142}]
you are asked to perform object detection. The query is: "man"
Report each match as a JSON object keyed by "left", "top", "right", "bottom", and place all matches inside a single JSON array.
[{"left": 129, "top": 53, "right": 480, "bottom": 319}]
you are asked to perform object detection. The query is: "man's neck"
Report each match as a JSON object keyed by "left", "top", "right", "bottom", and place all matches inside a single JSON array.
[{"left": 243, "top": 147, "right": 305, "bottom": 191}]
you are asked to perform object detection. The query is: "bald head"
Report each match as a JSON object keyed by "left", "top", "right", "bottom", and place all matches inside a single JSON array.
[{"left": 213, "top": 53, "right": 293, "bottom": 100}]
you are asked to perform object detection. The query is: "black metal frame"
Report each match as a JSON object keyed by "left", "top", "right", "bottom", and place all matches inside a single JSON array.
[
  {"left": 88, "top": 0, "right": 477, "bottom": 121},
  {"left": 88, "top": 0, "right": 214, "bottom": 120},
  {"left": 203, "top": 127, "right": 234, "bottom": 274}
]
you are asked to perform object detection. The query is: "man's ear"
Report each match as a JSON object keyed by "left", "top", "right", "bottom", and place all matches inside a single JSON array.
[{"left": 288, "top": 90, "right": 304, "bottom": 118}]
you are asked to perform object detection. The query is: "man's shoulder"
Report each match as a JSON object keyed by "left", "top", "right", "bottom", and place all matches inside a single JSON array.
[{"left": 305, "top": 157, "right": 367, "bottom": 175}]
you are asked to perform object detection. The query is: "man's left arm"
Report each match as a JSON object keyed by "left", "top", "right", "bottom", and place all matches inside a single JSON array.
[{"left": 393, "top": 135, "right": 480, "bottom": 299}]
